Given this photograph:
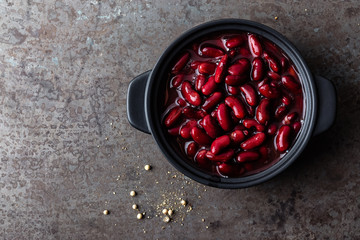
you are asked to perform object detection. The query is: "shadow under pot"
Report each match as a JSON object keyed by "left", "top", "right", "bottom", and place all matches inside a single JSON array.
[{"left": 127, "top": 19, "right": 336, "bottom": 189}]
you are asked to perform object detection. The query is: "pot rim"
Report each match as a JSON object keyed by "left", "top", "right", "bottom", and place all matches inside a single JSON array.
[{"left": 144, "top": 19, "right": 317, "bottom": 188}]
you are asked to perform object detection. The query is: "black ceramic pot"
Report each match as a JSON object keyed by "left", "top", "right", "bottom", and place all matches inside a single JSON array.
[{"left": 126, "top": 19, "right": 336, "bottom": 188}]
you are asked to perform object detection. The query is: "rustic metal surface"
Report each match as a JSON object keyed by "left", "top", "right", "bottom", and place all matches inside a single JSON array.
[{"left": 0, "top": 0, "right": 359, "bottom": 239}]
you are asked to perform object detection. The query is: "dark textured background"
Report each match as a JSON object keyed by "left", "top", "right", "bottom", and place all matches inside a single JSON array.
[{"left": 0, "top": 0, "right": 359, "bottom": 239}]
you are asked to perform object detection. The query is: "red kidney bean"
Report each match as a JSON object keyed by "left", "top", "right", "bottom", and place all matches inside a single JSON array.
[
  {"left": 206, "top": 149, "right": 234, "bottom": 162},
  {"left": 164, "top": 106, "right": 182, "bottom": 127},
  {"left": 258, "top": 83, "right": 280, "bottom": 99},
  {"left": 217, "top": 163, "right": 243, "bottom": 176},
  {"left": 236, "top": 151, "right": 260, "bottom": 163},
  {"left": 229, "top": 49, "right": 236, "bottom": 58},
  {"left": 230, "top": 129, "right": 245, "bottom": 144},
  {"left": 181, "top": 81, "right": 201, "bottom": 106},
  {"left": 216, "top": 103, "right": 233, "bottom": 131},
  {"left": 258, "top": 146, "right": 269, "bottom": 163},
  {"left": 280, "top": 57, "right": 289, "bottom": 70},
  {"left": 243, "top": 119, "right": 265, "bottom": 132},
  {"left": 225, "top": 75, "right": 248, "bottom": 86},
  {"left": 202, "top": 76, "right": 217, "bottom": 96},
  {"left": 256, "top": 98, "right": 271, "bottom": 125},
  {"left": 172, "top": 52, "right": 190, "bottom": 73},
  {"left": 267, "top": 71, "right": 281, "bottom": 81},
  {"left": 195, "top": 149, "right": 209, "bottom": 167},
  {"left": 283, "top": 112, "right": 298, "bottom": 125},
  {"left": 240, "top": 84, "right": 258, "bottom": 106},
  {"left": 171, "top": 74, "right": 184, "bottom": 88},
  {"left": 191, "top": 126, "right": 212, "bottom": 145},
  {"left": 227, "top": 85, "right": 240, "bottom": 95},
  {"left": 168, "top": 126, "right": 180, "bottom": 136},
  {"left": 225, "top": 96, "right": 246, "bottom": 119},
  {"left": 248, "top": 34, "right": 262, "bottom": 57},
  {"left": 214, "top": 54, "right": 228, "bottom": 83},
  {"left": 177, "top": 98, "right": 187, "bottom": 107},
  {"left": 240, "top": 132, "right": 266, "bottom": 150},
  {"left": 263, "top": 51, "right": 280, "bottom": 73},
  {"left": 275, "top": 105, "right": 288, "bottom": 119},
  {"left": 201, "top": 46, "right": 225, "bottom": 58},
  {"left": 182, "top": 106, "right": 203, "bottom": 119},
  {"left": 201, "top": 114, "right": 221, "bottom": 138},
  {"left": 228, "top": 58, "right": 250, "bottom": 75},
  {"left": 202, "top": 91, "right": 222, "bottom": 111},
  {"left": 211, "top": 109, "right": 217, "bottom": 118},
  {"left": 180, "top": 120, "right": 198, "bottom": 139},
  {"left": 267, "top": 123, "right": 277, "bottom": 135},
  {"left": 198, "top": 62, "right": 216, "bottom": 75},
  {"left": 292, "top": 121, "right": 301, "bottom": 133},
  {"left": 211, "top": 135, "right": 231, "bottom": 154},
  {"left": 282, "top": 95, "right": 292, "bottom": 106},
  {"left": 187, "top": 142, "right": 198, "bottom": 158},
  {"left": 276, "top": 125, "right": 292, "bottom": 152},
  {"left": 251, "top": 57, "right": 264, "bottom": 81},
  {"left": 226, "top": 36, "right": 244, "bottom": 48},
  {"left": 190, "top": 60, "right": 202, "bottom": 69},
  {"left": 282, "top": 75, "right": 300, "bottom": 92},
  {"left": 195, "top": 74, "right": 206, "bottom": 91}
]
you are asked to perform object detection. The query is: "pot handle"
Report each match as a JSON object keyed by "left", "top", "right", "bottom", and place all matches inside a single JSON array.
[
  {"left": 313, "top": 75, "right": 336, "bottom": 136},
  {"left": 127, "top": 70, "right": 152, "bottom": 134}
]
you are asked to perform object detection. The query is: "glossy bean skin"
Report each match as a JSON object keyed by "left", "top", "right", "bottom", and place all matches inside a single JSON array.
[
  {"left": 195, "top": 74, "right": 206, "bottom": 91},
  {"left": 214, "top": 54, "right": 228, "bottom": 83},
  {"left": 201, "top": 115, "right": 221, "bottom": 139},
  {"left": 225, "top": 75, "right": 247, "bottom": 86},
  {"left": 276, "top": 125, "right": 292, "bottom": 152},
  {"left": 256, "top": 98, "right": 271, "bottom": 125},
  {"left": 240, "top": 84, "right": 258, "bottom": 106},
  {"left": 201, "top": 46, "right": 224, "bottom": 58},
  {"left": 164, "top": 106, "right": 182, "bottom": 127},
  {"left": 216, "top": 103, "right": 233, "bottom": 131},
  {"left": 226, "top": 36, "right": 244, "bottom": 48},
  {"left": 225, "top": 96, "right": 246, "bottom": 119},
  {"left": 240, "top": 132, "right": 266, "bottom": 150},
  {"left": 263, "top": 51, "right": 280, "bottom": 73},
  {"left": 282, "top": 75, "right": 300, "bottom": 92},
  {"left": 172, "top": 52, "right": 190, "bottom": 73},
  {"left": 191, "top": 126, "right": 212, "bottom": 145},
  {"left": 198, "top": 62, "right": 216, "bottom": 75},
  {"left": 243, "top": 119, "right": 265, "bottom": 132},
  {"left": 251, "top": 58, "right": 264, "bottom": 81},
  {"left": 202, "top": 76, "right": 217, "bottom": 96},
  {"left": 171, "top": 74, "right": 184, "bottom": 88},
  {"left": 227, "top": 59, "right": 250, "bottom": 76},
  {"left": 180, "top": 120, "right": 198, "bottom": 139},
  {"left": 186, "top": 142, "right": 198, "bottom": 158},
  {"left": 230, "top": 130, "right": 245, "bottom": 144},
  {"left": 248, "top": 34, "right": 262, "bottom": 57},
  {"left": 181, "top": 81, "right": 201, "bottom": 106},
  {"left": 236, "top": 151, "right": 260, "bottom": 163},
  {"left": 206, "top": 149, "right": 235, "bottom": 162},
  {"left": 211, "top": 135, "right": 231, "bottom": 154},
  {"left": 202, "top": 92, "right": 222, "bottom": 111}
]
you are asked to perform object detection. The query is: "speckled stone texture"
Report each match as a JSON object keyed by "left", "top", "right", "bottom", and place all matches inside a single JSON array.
[{"left": 0, "top": 0, "right": 359, "bottom": 239}]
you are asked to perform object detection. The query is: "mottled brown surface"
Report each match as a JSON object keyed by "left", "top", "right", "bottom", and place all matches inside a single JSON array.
[{"left": 0, "top": 0, "right": 359, "bottom": 239}]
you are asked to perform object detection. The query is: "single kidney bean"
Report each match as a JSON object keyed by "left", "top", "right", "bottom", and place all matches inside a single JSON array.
[
  {"left": 191, "top": 126, "right": 212, "bottom": 145},
  {"left": 176, "top": 98, "right": 187, "bottom": 107},
  {"left": 292, "top": 121, "right": 301, "bottom": 133},
  {"left": 251, "top": 57, "right": 264, "bottom": 81},
  {"left": 280, "top": 57, "right": 288, "bottom": 70},
  {"left": 282, "top": 95, "right": 292, "bottom": 106},
  {"left": 263, "top": 51, "right": 280, "bottom": 73},
  {"left": 267, "top": 123, "right": 277, "bottom": 136},
  {"left": 187, "top": 142, "right": 198, "bottom": 158},
  {"left": 171, "top": 74, "right": 184, "bottom": 88},
  {"left": 190, "top": 61, "right": 202, "bottom": 69},
  {"left": 198, "top": 62, "right": 216, "bottom": 75},
  {"left": 282, "top": 75, "right": 300, "bottom": 92},
  {"left": 283, "top": 112, "right": 298, "bottom": 125},
  {"left": 243, "top": 119, "right": 265, "bottom": 132},
  {"left": 240, "top": 84, "right": 258, "bottom": 106},
  {"left": 172, "top": 52, "right": 190, "bottom": 73},
  {"left": 276, "top": 125, "right": 292, "bottom": 152},
  {"left": 217, "top": 163, "right": 238, "bottom": 176},
  {"left": 202, "top": 76, "right": 217, "bottom": 96},
  {"left": 258, "top": 83, "right": 280, "bottom": 99},
  {"left": 275, "top": 105, "right": 288, "bottom": 119},
  {"left": 180, "top": 120, "right": 198, "bottom": 139},
  {"left": 214, "top": 54, "right": 228, "bottom": 83},
  {"left": 256, "top": 98, "right": 271, "bottom": 125},
  {"left": 267, "top": 71, "right": 281, "bottom": 81},
  {"left": 202, "top": 92, "right": 222, "bottom": 111},
  {"left": 205, "top": 149, "right": 235, "bottom": 162},
  {"left": 248, "top": 34, "right": 262, "bottom": 57},
  {"left": 201, "top": 114, "right": 221, "bottom": 138},
  {"left": 225, "top": 75, "right": 248, "bottom": 86},
  {"left": 201, "top": 46, "right": 225, "bottom": 58},
  {"left": 226, "top": 36, "right": 244, "bottom": 48},
  {"left": 240, "top": 132, "right": 266, "bottom": 150},
  {"left": 227, "top": 85, "right": 241, "bottom": 95},
  {"left": 258, "top": 146, "right": 269, "bottom": 163},
  {"left": 164, "top": 106, "right": 182, "bottom": 127},
  {"left": 230, "top": 129, "right": 246, "bottom": 144},
  {"left": 168, "top": 126, "right": 180, "bottom": 136},
  {"left": 225, "top": 96, "right": 246, "bottom": 119},
  {"left": 227, "top": 58, "right": 250, "bottom": 76},
  {"left": 229, "top": 49, "right": 236, "bottom": 58},
  {"left": 182, "top": 106, "right": 204, "bottom": 119},
  {"left": 216, "top": 103, "right": 233, "bottom": 131},
  {"left": 195, "top": 149, "right": 209, "bottom": 167},
  {"left": 181, "top": 81, "right": 201, "bottom": 106},
  {"left": 193, "top": 75, "right": 205, "bottom": 92},
  {"left": 236, "top": 151, "right": 260, "bottom": 163},
  {"left": 211, "top": 135, "right": 231, "bottom": 154}
]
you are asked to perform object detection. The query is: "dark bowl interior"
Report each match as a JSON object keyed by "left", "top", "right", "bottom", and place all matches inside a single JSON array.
[{"left": 144, "top": 19, "right": 317, "bottom": 188}]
